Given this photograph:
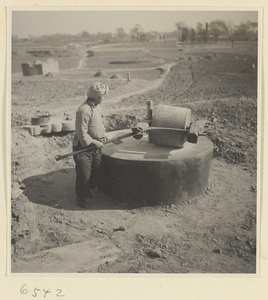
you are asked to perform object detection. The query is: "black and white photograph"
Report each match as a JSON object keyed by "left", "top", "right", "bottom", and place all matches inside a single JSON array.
[{"left": 9, "top": 8, "right": 260, "bottom": 275}]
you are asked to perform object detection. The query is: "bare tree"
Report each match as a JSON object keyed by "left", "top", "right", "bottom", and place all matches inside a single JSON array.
[
  {"left": 189, "top": 28, "right": 196, "bottom": 44},
  {"left": 196, "top": 22, "right": 203, "bottom": 42},
  {"left": 235, "top": 21, "right": 258, "bottom": 41},
  {"left": 209, "top": 20, "right": 224, "bottom": 43},
  {"left": 116, "top": 27, "right": 127, "bottom": 41},
  {"left": 130, "top": 24, "right": 144, "bottom": 42},
  {"left": 249, "top": 22, "right": 258, "bottom": 40},
  {"left": 181, "top": 27, "right": 189, "bottom": 44},
  {"left": 116, "top": 27, "right": 124, "bottom": 35},
  {"left": 175, "top": 21, "right": 186, "bottom": 42},
  {"left": 221, "top": 21, "right": 238, "bottom": 48},
  {"left": 196, "top": 22, "right": 209, "bottom": 43}
]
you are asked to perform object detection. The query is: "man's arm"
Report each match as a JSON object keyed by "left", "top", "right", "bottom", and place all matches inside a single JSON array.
[{"left": 75, "top": 109, "right": 103, "bottom": 148}]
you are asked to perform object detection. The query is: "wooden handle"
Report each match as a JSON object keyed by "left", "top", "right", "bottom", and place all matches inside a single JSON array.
[
  {"left": 144, "top": 127, "right": 188, "bottom": 133},
  {"left": 56, "top": 131, "right": 135, "bottom": 161},
  {"left": 55, "top": 145, "right": 97, "bottom": 161}
]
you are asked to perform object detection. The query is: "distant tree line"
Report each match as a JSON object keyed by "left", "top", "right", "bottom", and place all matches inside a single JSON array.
[
  {"left": 12, "top": 19, "right": 257, "bottom": 48},
  {"left": 175, "top": 20, "right": 258, "bottom": 48}
]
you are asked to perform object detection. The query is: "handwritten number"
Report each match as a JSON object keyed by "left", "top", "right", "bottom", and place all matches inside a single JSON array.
[
  {"left": 32, "top": 288, "right": 40, "bottom": 297},
  {"left": 43, "top": 289, "right": 51, "bottom": 298},
  {"left": 20, "top": 284, "right": 64, "bottom": 297},
  {"left": 56, "top": 289, "right": 65, "bottom": 297},
  {"left": 20, "top": 284, "right": 28, "bottom": 294}
]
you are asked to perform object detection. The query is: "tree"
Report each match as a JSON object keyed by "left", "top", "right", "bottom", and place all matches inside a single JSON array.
[
  {"left": 181, "top": 27, "right": 189, "bottom": 44},
  {"left": 80, "top": 30, "right": 91, "bottom": 39},
  {"left": 196, "top": 22, "right": 204, "bottom": 42},
  {"left": 235, "top": 22, "right": 249, "bottom": 40},
  {"left": 189, "top": 28, "right": 196, "bottom": 44},
  {"left": 175, "top": 22, "right": 189, "bottom": 44},
  {"left": 130, "top": 24, "right": 144, "bottom": 42},
  {"left": 175, "top": 21, "right": 185, "bottom": 31},
  {"left": 209, "top": 20, "right": 224, "bottom": 43},
  {"left": 249, "top": 22, "right": 258, "bottom": 40},
  {"left": 235, "top": 21, "right": 258, "bottom": 41},
  {"left": 221, "top": 21, "right": 238, "bottom": 48},
  {"left": 196, "top": 22, "right": 208, "bottom": 43},
  {"left": 175, "top": 21, "right": 186, "bottom": 42},
  {"left": 116, "top": 27, "right": 127, "bottom": 40},
  {"left": 204, "top": 22, "right": 209, "bottom": 43}
]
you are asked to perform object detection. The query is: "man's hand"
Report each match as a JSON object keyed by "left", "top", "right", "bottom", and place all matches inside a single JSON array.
[{"left": 91, "top": 139, "right": 104, "bottom": 148}]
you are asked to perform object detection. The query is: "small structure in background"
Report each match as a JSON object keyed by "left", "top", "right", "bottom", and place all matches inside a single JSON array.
[
  {"left": 21, "top": 59, "right": 59, "bottom": 76},
  {"left": 127, "top": 72, "right": 131, "bottom": 82}
]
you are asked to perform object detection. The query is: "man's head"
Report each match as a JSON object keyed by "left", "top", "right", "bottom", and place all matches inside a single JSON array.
[{"left": 87, "top": 82, "right": 109, "bottom": 105}]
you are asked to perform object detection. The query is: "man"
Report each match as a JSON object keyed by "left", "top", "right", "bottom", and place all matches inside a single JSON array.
[{"left": 73, "top": 82, "right": 109, "bottom": 208}]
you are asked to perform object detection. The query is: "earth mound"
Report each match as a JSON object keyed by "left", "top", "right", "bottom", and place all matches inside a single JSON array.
[
  {"left": 94, "top": 71, "right": 105, "bottom": 77},
  {"left": 110, "top": 74, "right": 123, "bottom": 79}
]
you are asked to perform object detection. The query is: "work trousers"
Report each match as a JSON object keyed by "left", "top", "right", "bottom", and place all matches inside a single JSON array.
[{"left": 73, "top": 143, "right": 103, "bottom": 201}]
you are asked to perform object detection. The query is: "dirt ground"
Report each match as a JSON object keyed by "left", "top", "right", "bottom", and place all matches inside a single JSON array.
[{"left": 10, "top": 41, "right": 258, "bottom": 273}]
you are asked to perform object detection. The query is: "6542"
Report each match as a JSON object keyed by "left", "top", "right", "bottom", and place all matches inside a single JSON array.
[{"left": 20, "top": 284, "right": 65, "bottom": 297}]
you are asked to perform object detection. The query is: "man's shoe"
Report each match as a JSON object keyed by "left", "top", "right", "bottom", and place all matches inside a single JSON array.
[
  {"left": 76, "top": 198, "right": 88, "bottom": 209},
  {"left": 87, "top": 190, "right": 93, "bottom": 198}
]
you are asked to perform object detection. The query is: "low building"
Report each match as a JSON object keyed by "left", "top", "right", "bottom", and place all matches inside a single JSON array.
[{"left": 21, "top": 59, "right": 59, "bottom": 76}]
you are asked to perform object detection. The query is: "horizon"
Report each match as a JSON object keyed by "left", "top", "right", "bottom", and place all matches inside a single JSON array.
[{"left": 12, "top": 9, "right": 258, "bottom": 38}]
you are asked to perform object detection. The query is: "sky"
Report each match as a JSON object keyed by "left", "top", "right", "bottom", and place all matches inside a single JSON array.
[{"left": 12, "top": 9, "right": 259, "bottom": 38}]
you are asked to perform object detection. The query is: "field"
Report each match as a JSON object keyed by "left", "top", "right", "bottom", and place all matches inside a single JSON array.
[{"left": 11, "top": 40, "right": 258, "bottom": 273}]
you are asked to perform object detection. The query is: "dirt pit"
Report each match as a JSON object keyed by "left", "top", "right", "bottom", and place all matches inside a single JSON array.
[{"left": 11, "top": 41, "right": 257, "bottom": 273}]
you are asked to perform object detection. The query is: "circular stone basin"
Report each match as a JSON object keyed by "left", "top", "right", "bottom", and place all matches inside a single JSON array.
[{"left": 102, "top": 129, "right": 214, "bottom": 206}]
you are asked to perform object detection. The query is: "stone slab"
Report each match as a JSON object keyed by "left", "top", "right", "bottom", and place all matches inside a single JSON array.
[{"left": 12, "top": 239, "right": 121, "bottom": 273}]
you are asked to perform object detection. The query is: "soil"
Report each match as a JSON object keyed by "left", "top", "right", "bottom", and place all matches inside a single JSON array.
[{"left": 10, "top": 41, "right": 258, "bottom": 273}]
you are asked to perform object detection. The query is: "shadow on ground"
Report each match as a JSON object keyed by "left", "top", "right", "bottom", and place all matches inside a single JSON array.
[{"left": 23, "top": 168, "right": 139, "bottom": 211}]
